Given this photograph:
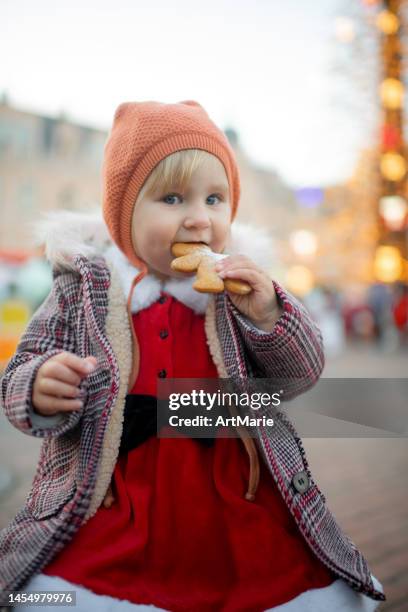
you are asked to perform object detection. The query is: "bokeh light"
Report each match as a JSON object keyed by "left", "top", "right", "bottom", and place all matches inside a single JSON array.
[
  {"left": 380, "top": 78, "right": 404, "bottom": 110},
  {"left": 285, "top": 265, "right": 315, "bottom": 296},
  {"left": 289, "top": 230, "right": 318, "bottom": 257},
  {"left": 294, "top": 187, "right": 324, "bottom": 209},
  {"left": 380, "top": 152, "right": 406, "bottom": 181},
  {"left": 379, "top": 195, "right": 408, "bottom": 230},
  {"left": 376, "top": 10, "right": 399, "bottom": 35},
  {"left": 374, "top": 245, "right": 404, "bottom": 282}
]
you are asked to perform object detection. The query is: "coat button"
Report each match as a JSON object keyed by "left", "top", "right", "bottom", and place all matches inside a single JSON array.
[
  {"left": 159, "top": 329, "right": 169, "bottom": 339},
  {"left": 292, "top": 471, "right": 310, "bottom": 494},
  {"left": 158, "top": 295, "right": 167, "bottom": 304},
  {"left": 158, "top": 369, "right": 167, "bottom": 378}
]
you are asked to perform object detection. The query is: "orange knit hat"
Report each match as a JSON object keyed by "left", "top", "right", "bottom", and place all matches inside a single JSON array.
[{"left": 102, "top": 100, "right": 241, "bottom": 269}]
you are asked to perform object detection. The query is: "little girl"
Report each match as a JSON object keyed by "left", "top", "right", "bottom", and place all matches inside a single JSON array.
[{"left": 0, "top": 100, "right": 385, "bottom": 611}]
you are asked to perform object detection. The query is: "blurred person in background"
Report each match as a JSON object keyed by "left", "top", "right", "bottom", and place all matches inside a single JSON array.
[
  {"left": 366, "top": 282, "right": 397, "bottom": 351},
  {"left": 303, "top": 285, "right": 346, "bottom": 358},
  {"left": 341, "top": 286, "right": 375, "bottom": 344},
  {"left": 392, "top": 282, "right": 408, "bottom": 348}
]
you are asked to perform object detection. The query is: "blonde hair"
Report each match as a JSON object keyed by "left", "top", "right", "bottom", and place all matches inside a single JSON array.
[{"left": 136, "top": 149, "right": 226, "bottom": 202}]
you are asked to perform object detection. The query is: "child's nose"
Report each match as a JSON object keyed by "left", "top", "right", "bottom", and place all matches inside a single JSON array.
[{"left": 183, "top": 209, "right": 211, "bottom": 229}]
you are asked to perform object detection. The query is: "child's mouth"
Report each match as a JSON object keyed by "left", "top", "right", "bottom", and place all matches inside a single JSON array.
[{"left": 172, "top": 240, "right": 209, "bottom": 247}]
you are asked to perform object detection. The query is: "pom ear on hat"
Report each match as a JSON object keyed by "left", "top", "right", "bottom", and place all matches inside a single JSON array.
[{"left": 112, "top": 102, "right": 132, "bottom": 122}]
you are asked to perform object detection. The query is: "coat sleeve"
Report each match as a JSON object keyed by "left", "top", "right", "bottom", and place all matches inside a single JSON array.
[
  {"left": 0, "top": 271, "right": 84, "bottom": 438},
  {"left": 226, "top": 279, "right": 325, "bottom": 400}
]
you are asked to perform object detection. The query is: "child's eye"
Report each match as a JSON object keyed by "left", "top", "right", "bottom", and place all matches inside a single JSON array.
[
  {"left": 207, "top": 194, "right": 222, "bottom": 205},
  {"left": 162, "top": 193, "right": 182, "bottom": 205}
]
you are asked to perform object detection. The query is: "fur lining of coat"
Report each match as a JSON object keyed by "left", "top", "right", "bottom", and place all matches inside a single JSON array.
[{"left": 28, "top": 207, "right": 278, "bottom": 315}]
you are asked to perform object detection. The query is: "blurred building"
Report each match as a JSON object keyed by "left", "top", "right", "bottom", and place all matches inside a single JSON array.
[
  {"left": 225, "top": 128, "right": 298, "bottom": 285},
  {"left": 0, "top": 96, "right": 106, "bottom": 250},
  {"left": 226, "top": 128, "right": 298, "bottom": 232}
]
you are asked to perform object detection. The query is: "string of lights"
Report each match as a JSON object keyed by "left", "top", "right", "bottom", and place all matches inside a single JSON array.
[{"left": 373, "top": 0, "right": 408, "bottom": 282}]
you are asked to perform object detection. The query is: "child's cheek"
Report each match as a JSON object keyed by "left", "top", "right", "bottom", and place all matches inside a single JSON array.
[{"left": 216, "top": 224, "right": 231, "bottom": 253}]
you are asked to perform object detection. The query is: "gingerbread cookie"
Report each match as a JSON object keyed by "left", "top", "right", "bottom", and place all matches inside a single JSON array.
[{"left": 170, "top": 242, "right": 252, "bottom": 295}]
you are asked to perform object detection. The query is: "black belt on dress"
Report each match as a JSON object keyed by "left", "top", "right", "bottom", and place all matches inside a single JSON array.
[{"left": 119, "top": 394, "right": 215, "bottom": 455}]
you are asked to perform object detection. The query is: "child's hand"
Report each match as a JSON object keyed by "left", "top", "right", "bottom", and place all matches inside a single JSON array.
[
  {"left": 32, "top": 352, "right": 98, "bottom": 417},
  {"left": 215, "top": 255, "right": 282, "bottom": 331}
]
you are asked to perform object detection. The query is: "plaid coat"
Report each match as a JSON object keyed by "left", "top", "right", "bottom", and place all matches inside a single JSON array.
[{"left": 0, "top": 210, "right": 385, "bottom": 604}]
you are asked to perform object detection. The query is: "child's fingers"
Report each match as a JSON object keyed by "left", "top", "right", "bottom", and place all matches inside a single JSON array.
[
  {"left": 52, "top": 352, "right": 97, "bottom": 377},
  {"left": 37, "top": 377, "right": 82, "bottom": 399},
  {"left": 41, "top": 361, "right": 82, "bottom": 386},
  {"left": 219, "top": 267, "right": 266, "bottom": 290},
  {"left": 33, "top": 353, "right": 97, "bottom": 417},
  {"left": 33, "top": 394, "right": 83, "bottom": 413}
]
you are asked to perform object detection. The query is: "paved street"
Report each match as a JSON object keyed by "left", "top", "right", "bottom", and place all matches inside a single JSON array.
[
  {"left": 314, "top": 342, "right": 408, "bottom": 611},
  {"left": 0, "top": 342, "right": 407, "bottom": 610}
]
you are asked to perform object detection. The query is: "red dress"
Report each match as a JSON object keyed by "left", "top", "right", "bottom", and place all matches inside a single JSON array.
[{"left": 43, "top": 291, "right": 335, "bottom": 612}]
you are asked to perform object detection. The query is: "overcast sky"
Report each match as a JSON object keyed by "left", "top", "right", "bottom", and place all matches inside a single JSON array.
[{"left": 1, "top": 0, "right": 377, "bottom": 187}]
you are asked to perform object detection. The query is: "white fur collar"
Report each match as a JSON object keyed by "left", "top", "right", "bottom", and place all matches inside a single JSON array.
[
  {"left": 103, "top": 242, "right": 210, "bottom": 314},
  {"left": 28, "top": 207, "right": 277, "bottom": 315}
]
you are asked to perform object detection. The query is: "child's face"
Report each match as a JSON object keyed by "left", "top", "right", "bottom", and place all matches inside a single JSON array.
[{"left": 131, "top": 154, "right": 232, "bottom": 279}]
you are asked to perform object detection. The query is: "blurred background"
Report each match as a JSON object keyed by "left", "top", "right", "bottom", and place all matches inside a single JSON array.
[{"left": 0, "top": 0, "right": 407, "bottom": 609}]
